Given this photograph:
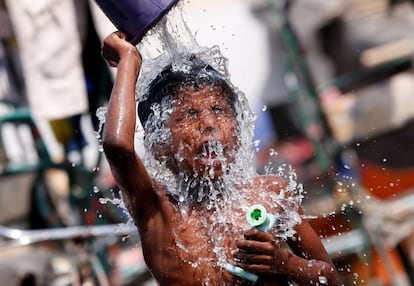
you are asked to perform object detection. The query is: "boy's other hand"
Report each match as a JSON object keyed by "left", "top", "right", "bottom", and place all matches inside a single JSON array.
[{"left": 234, "top": 228, "right": 289, "bottom": 276}]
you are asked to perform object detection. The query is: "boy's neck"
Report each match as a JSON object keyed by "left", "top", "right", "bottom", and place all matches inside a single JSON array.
[{"left": 177, "top": 174, "right": 227, "bottom": 206}]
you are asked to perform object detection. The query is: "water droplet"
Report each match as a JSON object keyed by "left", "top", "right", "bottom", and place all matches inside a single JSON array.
[{"left": 318, "top": 276, "right": 328, "bottom": 284}]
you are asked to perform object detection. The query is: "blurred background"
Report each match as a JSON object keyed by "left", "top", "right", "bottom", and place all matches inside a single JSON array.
[{"left": 1, "top": 0, "right": 414, "bottom": 285}]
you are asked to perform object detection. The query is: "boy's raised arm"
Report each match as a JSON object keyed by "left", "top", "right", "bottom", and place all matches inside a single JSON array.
[{"left": 101, "top": 32, "right": 155, "bottom": 214}]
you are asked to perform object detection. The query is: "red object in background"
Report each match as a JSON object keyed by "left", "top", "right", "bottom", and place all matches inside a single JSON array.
[{"left": 359, "top": 160, "right": 414, "bottom": 199}]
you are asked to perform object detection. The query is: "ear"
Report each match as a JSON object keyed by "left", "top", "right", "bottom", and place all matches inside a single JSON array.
[
  {"left": 152, "top": 142, "right": 182, "bottom": 175},
  {"left": 151, "top": 142, "right": 170, "bottom": 162}
]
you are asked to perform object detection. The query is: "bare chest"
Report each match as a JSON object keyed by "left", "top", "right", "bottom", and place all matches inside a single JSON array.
[
  {"left": 174, "top": 207, "right": 247, "bottom": 261},
  {"left": 143, "top": 176, "right": 297, "bottom": 285},
  {"left": 143, "top": 206, "right": 252, "bottom": 285}
]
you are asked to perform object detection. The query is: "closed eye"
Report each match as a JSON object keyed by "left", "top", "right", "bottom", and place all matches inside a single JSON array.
[
  {"left": 213, "top": 105, "right": 231, "bottom": 117},
  {"left": 186, "top": 108, "right": 199, "bottom": 119},
  {"left": 213, "top": 105, "right": 223, "bottom": 114},
  {"left": 174, "top": 108, "right": 198, "bottom": 122}
]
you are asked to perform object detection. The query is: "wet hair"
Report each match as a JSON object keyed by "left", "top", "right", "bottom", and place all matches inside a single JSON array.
[{"left": 137, "top": 56, "right": 237, "bottom": 126}]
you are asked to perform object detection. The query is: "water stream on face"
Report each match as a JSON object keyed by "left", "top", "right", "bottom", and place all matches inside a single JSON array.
[{"left": 97, "top": 1, "right": 304, "bottom": 283}]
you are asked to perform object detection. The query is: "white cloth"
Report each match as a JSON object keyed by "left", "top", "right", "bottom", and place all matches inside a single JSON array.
[
  {"left": 323, "top": 72, "right": 414, "bottom": 144},
  {"left": 88, "top": 0, "right": 116, "bottom": 47},
  {"left": 6, "top": 0, "right": 88, "bottom": 120},
  {"left": 363, "top": 191, "right": 414, "bottom": 248},
  {"left": 290, "top": 0, "right": 346, "bottom": 89}
]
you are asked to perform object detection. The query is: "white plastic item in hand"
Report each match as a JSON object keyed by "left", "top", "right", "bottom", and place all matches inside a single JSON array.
[{"left": 246, "top": 204, "right": 278, "bottom": 232}]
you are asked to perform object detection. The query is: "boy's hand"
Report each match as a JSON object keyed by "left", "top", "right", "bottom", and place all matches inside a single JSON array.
[
  {"left": 234, "top": 229, "right": 289, "bottom": 276},
  {"left": 102, "top": 31, "right": 141, "bottom": 68}
]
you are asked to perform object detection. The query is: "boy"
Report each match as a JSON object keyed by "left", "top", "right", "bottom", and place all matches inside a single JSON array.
[{"left": 102, "top": 31, "right": 339, "bottom": 286}]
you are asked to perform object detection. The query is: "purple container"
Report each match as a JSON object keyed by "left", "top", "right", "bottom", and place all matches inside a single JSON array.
[{"left": 94, "top": 0, "right": 179, "bottom": 44}]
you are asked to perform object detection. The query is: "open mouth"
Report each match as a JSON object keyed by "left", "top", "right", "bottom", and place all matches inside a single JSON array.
[
  {"left": 194, "top": 141, "right": 228, "bottom": 174},
  {"left": 198, "top": 141, "right": 221, "bottom": 160}
]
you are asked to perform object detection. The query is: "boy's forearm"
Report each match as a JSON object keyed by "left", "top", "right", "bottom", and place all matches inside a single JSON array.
[
  {"left": 103, "top": 51, "right": 141, "bottom": 156},
  {"left": 281, "top": 253, "right": 339, "bottom": 285}
]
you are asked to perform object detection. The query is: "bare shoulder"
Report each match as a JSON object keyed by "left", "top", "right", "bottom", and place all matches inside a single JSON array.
[
  {"left": 250, "top": 174, "right": 288, "bottom": 193},
  {"left": 244, "top": 174, "right": 302, "bottom": 215}
]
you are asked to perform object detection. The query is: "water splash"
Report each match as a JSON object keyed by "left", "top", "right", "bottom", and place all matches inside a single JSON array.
[
  {"left": 136, "top": 2, "right": 232, "bottom": 102},
  {"left": 95, "top": 106, "right": 107, "bottom": 153}
]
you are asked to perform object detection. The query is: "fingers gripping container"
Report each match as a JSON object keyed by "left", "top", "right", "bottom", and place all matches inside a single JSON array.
[
  {"left": 225, "top": 204, "right": 278, "bottom": 283},
  {"left": 94, "top": 0, "right": 179, "bottom": 45}
]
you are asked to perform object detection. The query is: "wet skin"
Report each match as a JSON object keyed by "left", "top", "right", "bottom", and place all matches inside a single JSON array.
[
  {"left": 102, "top": 31, "right": 340, "bottom": 286},
  {"left": 166, "top": 86, "right": 238, "bottom": 179}
]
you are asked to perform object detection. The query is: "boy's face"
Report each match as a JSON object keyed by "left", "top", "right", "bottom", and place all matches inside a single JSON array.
[{"left": 166, "top": 86, "right": 238, "bottom": 180}]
